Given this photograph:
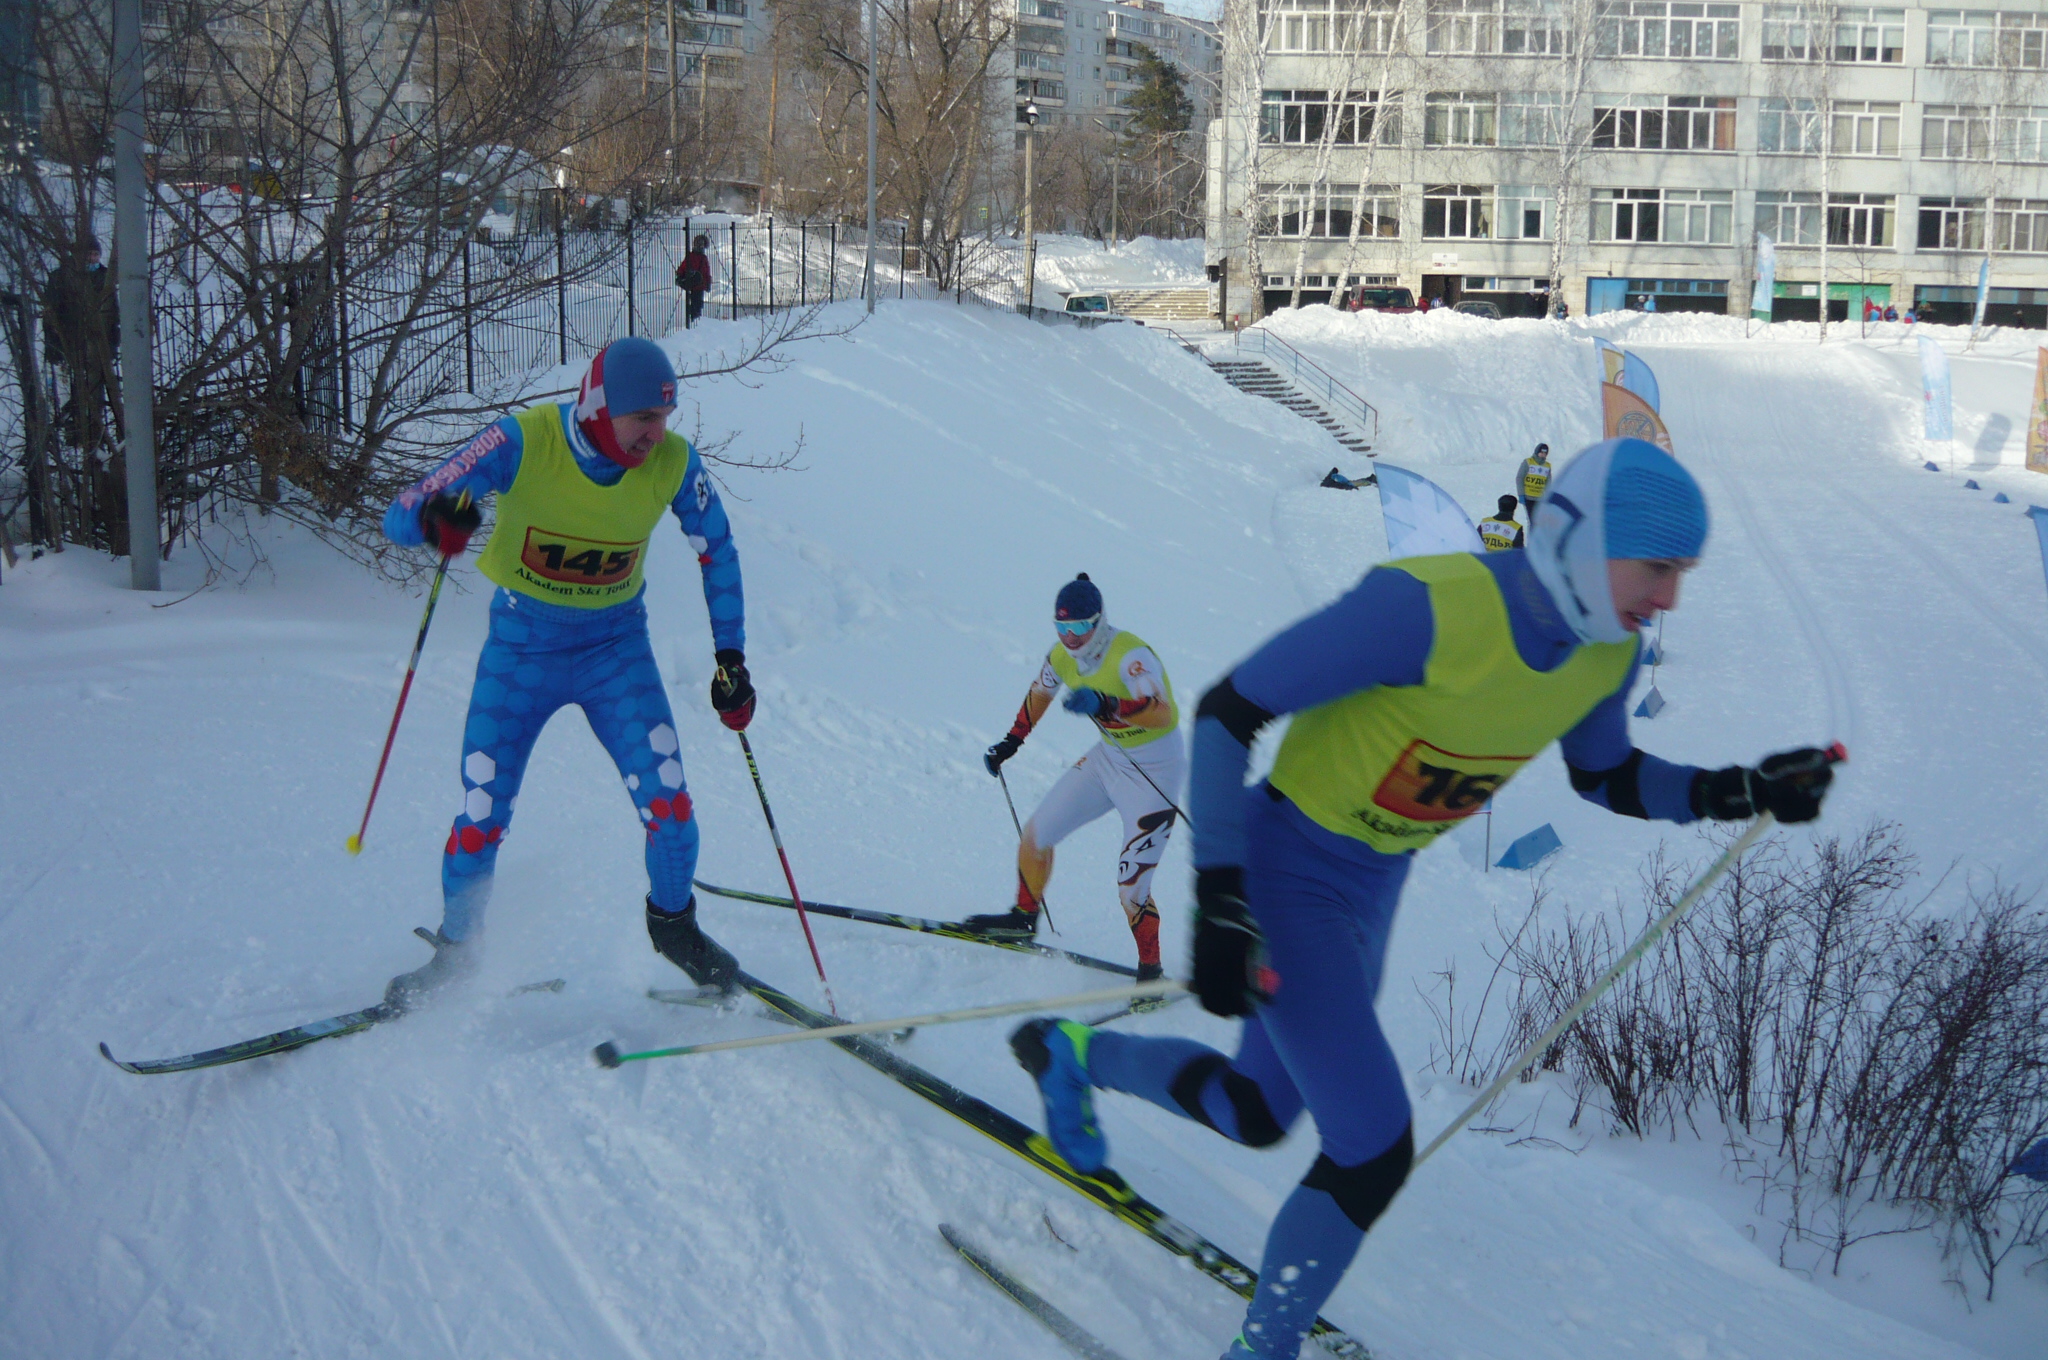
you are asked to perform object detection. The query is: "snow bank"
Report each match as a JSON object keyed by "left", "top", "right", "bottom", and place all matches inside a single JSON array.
[{"left": 1025, "top": 233, "right": 1209, "bottom": 293}]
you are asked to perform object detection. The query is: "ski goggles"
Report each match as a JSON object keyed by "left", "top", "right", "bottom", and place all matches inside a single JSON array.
[{"left": 1054, "top": 615, "right": 1100, "bottom": 638}]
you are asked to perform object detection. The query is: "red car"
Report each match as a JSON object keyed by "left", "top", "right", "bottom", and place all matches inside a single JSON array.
[{"left": 1345, "top": 285, "right": 1420, "bottom": 314}]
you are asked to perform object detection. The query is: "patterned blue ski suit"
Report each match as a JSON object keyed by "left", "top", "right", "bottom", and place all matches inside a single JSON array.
[{"left": 383, "top": 404, "right": 744, "bottom": 940}]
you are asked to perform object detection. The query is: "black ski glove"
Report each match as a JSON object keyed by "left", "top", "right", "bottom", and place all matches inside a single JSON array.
[
  {"left": 984, "top": 733, "right": 1022, "bottom": 776},
  {"left": 1692, "top": 746, "right": 1837, "bottom": 824},
  {"left": 420, "top": 494, "right": 481, "bottom": 557},
  {"left": 710, "top": 649, "right": 755, "bottom": 731},
  {"left": 1191, "top": 867, "right": 1275, "bottom": 1017}
]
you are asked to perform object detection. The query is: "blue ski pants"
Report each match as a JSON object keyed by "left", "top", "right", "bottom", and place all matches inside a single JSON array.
[
  {"left": 1088, "top": 789, "right": 1414, "bottom": 1360},
  {"left": 439, "top": 592, "right": 700, "bottom": 941}
]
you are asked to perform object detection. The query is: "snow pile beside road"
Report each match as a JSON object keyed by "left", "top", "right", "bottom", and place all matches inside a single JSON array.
[{"left": 1027, "top": 233, "right": 1208, "bottom": 293}]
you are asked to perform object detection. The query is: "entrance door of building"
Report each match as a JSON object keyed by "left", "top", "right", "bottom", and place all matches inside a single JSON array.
[{"left": 1587, "top": 277, "right": 1627, "bottom": 315}]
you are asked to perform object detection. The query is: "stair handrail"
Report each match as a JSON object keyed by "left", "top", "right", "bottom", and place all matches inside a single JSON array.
[{"left": 1233, "top": 326, "right": 1380, "bottom": 445}]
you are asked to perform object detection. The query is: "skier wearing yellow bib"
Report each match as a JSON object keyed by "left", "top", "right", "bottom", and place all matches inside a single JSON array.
[
  {"left": 375, "top": 338, "right": 754, "bottom": 1008},
  {"left": 1009, "top": 440, "right": 1838, "bottom": 1360},
  {"left": 971, "top": 574, "right": 1182, "bottom": 982}
]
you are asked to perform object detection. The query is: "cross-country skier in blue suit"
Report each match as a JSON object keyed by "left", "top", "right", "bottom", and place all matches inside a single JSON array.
[
  {"left": 377, "top": 337, "right": 754, "bottom": 1008},
  {"left": 1010, "top": 439, "right": 1838, "bottom": 1360}
]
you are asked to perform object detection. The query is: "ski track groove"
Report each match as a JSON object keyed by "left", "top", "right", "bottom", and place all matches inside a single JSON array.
[
  {"left": 1656, "top": 345, "right": 1860, "bottom": 747},
  {"left": 520, "top": 1172, "right": 663, "bottom": 1360}
]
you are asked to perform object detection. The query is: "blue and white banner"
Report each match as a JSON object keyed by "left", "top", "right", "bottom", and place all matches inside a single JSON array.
[
  {"left": 1375, "top": 463, "right": 1484, "bottom": 558},
  {"left": 1752, "top": 234, "right": 1776, "bottom": 322},
  {"left": 1972, "top": 257, "right": 1992, "bottom": 337},
  {"left": 1593, "top": 338, "right": 1663, "bottom": 412},
  {"left": 1919, "top": 334, "right": 1953, "bottom": 442}
]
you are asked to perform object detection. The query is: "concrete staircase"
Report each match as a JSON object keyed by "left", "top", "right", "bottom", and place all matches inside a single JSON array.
[
  {"left": 1205, "top": 355, "right": 1375, "bottom": 457},
  {"left": 1108, "top": 287, "right": 1211, "bottom": 320}
]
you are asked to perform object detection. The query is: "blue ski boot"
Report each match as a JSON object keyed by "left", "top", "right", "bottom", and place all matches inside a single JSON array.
[{"left": 1009, "top": 1018, "right": 1107, "bottom": 1173}]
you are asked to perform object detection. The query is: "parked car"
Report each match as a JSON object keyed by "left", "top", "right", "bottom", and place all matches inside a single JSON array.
[
  {"left": 1345, "top": 285, "right": 1419, "bottom": 314},
  {"left": 1453, "top": 300, "right": 1503, "bottom": 319},
  {"left": 1065, "top": 293, "right": 1115, "bottom": 314}
]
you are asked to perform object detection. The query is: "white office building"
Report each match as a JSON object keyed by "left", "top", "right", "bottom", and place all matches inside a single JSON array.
[{"left": 1206, "top": 2, "right": 2048, "bottom": 324}]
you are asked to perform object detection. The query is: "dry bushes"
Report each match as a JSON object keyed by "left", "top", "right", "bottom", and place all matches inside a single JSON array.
[{"left": 1424, "top": 823, "right": 2048, "bottom": 1298}]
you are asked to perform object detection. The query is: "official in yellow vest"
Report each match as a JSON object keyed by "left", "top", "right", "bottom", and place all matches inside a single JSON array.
[
  {"left": 375, "top": 338, "right": 755, "bottom": 1008},
  {"left": 1518, "top": 441, "right": 1552, "bottom": 511},
  {"left": 972, "top": 574, "right": 1182, "bottom": 982},
  {"left": 1005, "top": 440, "right": 1837, "bottom": 1360},
  {"left": 1476, "top": 493, "right": 1524, "bottom": 551}
]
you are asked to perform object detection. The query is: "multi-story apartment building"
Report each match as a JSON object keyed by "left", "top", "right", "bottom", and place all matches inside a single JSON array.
[
  {"left": 1206, "top": 2, "right": 2048, "bottom": 325},
  {"left": 1012, "top": 0, "right": 1224, "bottom": 131}
]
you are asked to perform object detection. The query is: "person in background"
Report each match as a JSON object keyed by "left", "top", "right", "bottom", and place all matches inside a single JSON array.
[
  {"left": 1320, "top": 467, "right": 1374, "bottom": 490},
  {"left": 40, "top": 238, "right": 118, "bottom": 449},
  {"left": 1517, "top": 442, "right": 1552, "bottom": 515},
  {"left": 676, "top": 235, "right": 712, "bottom": 327},
  {"left": 1477, "top": 493, "right": 1523, "bottom": 551}
]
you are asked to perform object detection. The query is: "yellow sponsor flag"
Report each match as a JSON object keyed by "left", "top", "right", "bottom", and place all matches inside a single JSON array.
[
  {"left": 2028, "top": 347, "right": 2048, "bottom": 475},
  {"left": 1602, "top": 381, "right": 1674, "bottom": 452}
]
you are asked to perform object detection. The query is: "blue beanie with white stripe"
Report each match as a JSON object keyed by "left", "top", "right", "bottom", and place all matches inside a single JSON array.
[{"left": 1604, "top": 439, "right": 1707, "bottom": 559}]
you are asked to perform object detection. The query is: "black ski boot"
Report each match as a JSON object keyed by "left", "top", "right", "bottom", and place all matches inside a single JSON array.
[
  {"left": 960, "top": 907, "right": 1040, "bottom": 940},
  {"left": 383, "top": 927, "right": 479, "bottom": 1013},
  {"left": 646, "top": 895, "right": 740, "bottom": 993},
  {"left": 1130, "top": 961, "right": 1170, "bottom": 1012}
]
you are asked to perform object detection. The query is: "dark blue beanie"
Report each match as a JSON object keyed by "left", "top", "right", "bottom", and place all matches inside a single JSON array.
[{"left": 1055, "top": 573, "right": 1102, "bottom": 620}]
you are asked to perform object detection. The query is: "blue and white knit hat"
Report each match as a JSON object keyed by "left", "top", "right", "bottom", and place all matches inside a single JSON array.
[{"left": 1527, "top": 438, "right": 1708, "bottom": 644}]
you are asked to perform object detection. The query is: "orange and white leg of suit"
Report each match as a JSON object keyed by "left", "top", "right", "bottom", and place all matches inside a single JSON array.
[{"left": 1018, "top": 733, "right": 1186, "bottom": 969}]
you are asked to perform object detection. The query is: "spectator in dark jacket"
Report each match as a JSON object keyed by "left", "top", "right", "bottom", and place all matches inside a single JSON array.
[
  {"left": 41, "top": 239, "right": 118, "bottom": 449},
  {"left": 676, "top": 235, "right": 712, "bottom": 326}
]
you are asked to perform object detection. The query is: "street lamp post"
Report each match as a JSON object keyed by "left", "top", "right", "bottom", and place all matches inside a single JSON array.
[
  {"left": 1022, "top": 100, "right": 1039, "bottom": 314},
  {"left": 1092, "top": 116, "right": 1120, "bottom": 248}
]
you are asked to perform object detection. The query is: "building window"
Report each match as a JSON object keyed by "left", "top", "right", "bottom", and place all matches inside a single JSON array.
[
  {"left": 2005, "top": 106, "right": 2048, "bottom": 162},
  {"left": 1923, "top": 105, "right": 1992, "bottom": 160},
  {"left": 1271, "top": 0, "right": 1401, "bottom": 54},
  {"left": 1833, "top": 101, "right": 1901, "bottom": 156},
  {"left": 1424, "top": 0, "right": 1569, "bottom": 54},
  {"left": 1260, "top": 90, "right": 1397, "bottom": 146},
  {"left": 1928, "top": 10, "right": 2047, "bottom": 67},
  {"left": 1760, "top": 4, "right": 1903, "bottom": 61},
  {"left": 1016, "top": 78, "right": 1066, "bottom": 100},
  {"left": 1594, "top": 1, "right": 1741, "bottom": 60},
  {"left": 1501, "top": 90, "right": 1566, "bottom": 145},
  {"left": 1424, "top": 184, "right": 1494, "bottom": 239},
  {"left": 1754, "top": 189, "right": 1823, "bottom": 244},
  {"left": 1425, "top": 92, "right": 1497, "bottom": 147},
  {"left": 1592, "top": 95, "right": 1735, "bottom": 151},
  {"left": 1591, "top": 187, "right": 1731, "bottom": 242},
  {"left": 1759, "top": 97, "right": 1822, "bottom": 153},
  {"left": 1831, "top": 193, "right": 1896, "bottom": 246},
  {"left": 1497, "top": 185, "right": 1553, "bottom": 238},
  {"left": 1918, "top": 197, "right": 1985, "bottom": 250},
  {"left": 1258, "top": 183, "right": 1401, "bottom": 239},
  {"left": 1994, "top": 199, "right": 2048, "bottom": 252},
  {"left": 1756, "top": 98, "right": 1895, "bottom": 157}
]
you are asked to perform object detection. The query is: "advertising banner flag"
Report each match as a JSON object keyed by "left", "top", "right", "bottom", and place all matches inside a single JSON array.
[
  {"left": 1602, "top": 381, "right": 1674, "bottom": 452},
  {"left": 1919, "top": 334, "right": 1953, "bottom": 442},
  {"left": 1594, "top": 338, "right": 1662, "bottom": 411},
  {"left": 1752, "top": 235, "right": 1776, "bottom": 323},
  {"left": 1375, "top": 464, "right": 1484, "bottom": 558},
  {"left": 1972, "top": 257, "right": 1992, "bottom": 339},
  {"left": 2028, "top": 348, "right": 2048, "bottom": 475}
]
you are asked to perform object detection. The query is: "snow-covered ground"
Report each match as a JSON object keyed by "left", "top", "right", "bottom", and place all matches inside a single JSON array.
[
  {"left": 1026, "top": 233, "right": 1209, "bottom": 296},
  {"left": 4, "top": 301, "right": 2045, "bottom": 1359}
]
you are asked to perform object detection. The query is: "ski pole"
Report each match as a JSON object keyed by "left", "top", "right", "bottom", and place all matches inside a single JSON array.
[
  {"left": 998, "top": 767, "right": 1056, "bottom": 933},
  {"left": 595, "top": 978, "right": 1185, "bottom": 1066},
  {"left": 735, "top": 729, "right": 838, "bottom": 1015},
  {"left": 346, "top": 550, "right": 454, "bottom": 855}
]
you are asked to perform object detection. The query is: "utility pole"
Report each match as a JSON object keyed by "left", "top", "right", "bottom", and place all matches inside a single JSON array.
[
  {"left": 1022, "top": 101, "right": 1039, "bottom": 312},
  {"left": 863, "top": 0, "right": 877, "bottom": 312},
  {"left": 667, "top": 0, "right": 679, "bottom": 174},
  {"left": 113, "top": 0, "right": 157, "bottom": 589}
]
